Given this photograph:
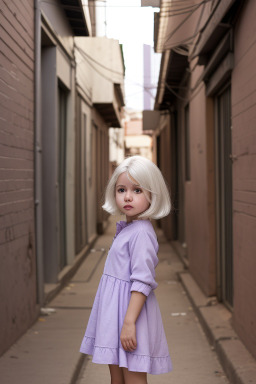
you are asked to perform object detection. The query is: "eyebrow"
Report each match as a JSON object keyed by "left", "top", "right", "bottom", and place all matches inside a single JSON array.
[{"left": 116, "top": 184, "right": 140, "bottom": 188}]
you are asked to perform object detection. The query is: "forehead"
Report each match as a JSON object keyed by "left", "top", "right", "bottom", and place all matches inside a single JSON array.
[{"left": 116, "top": 172, "right": 139, "bottom": 187}]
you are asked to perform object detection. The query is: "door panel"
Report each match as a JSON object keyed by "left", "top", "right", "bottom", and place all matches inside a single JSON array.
[
  {"left": 58, "top": 84, "right": 68, "bottom": 269},
  {"left": 216, "top": 84, "right": 233, "bottom": 308}
]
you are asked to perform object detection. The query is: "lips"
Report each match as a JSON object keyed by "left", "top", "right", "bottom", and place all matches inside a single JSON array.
[{"left": 123, "top": 205, "right": 133, "bottom": 209}]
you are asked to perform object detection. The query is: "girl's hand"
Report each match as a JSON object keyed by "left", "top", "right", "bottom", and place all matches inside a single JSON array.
[{"left": 120, "top": 320, "right": 137, "bottom": 352}]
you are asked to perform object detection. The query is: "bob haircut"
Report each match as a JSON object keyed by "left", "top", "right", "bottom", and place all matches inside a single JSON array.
[{"left": 102, "top": 156, "right": 171, "bottom": 220}]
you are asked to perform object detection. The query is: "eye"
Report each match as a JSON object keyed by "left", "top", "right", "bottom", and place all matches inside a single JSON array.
[
  {"left": 117, "top": 188, "right": 125, "bottom": 193},
  {"left": 134, "top": 188, "right": 142, "bottom": 194}
]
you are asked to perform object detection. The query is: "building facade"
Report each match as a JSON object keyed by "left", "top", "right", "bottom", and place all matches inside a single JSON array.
[
  {"left": 0, "top": 0, "right": 36, "bottom": 356},
  {"left": 75, "top": 36, "right": 125, "bottom": 234},
  {"left": 153, "top": 0, "right": 256, "bottom": 360},
  {"left": 0, "top": 0, "right": 124, "bottom": 356},
  {"left": 124, "top": 109, "right": 153, "bottom": 160}
]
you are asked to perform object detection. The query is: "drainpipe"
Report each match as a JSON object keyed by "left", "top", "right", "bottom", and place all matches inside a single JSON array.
[{"left": 34, "top": 0, "right": 44, "bottom": 305}]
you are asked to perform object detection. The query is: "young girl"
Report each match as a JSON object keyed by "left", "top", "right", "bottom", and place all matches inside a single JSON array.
[{"left": 80, "top": 156, "right": 172, "bottom": 384}]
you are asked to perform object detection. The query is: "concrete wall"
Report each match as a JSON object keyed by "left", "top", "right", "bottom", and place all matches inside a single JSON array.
[
  {"left": 158, "top": 117, "right": 173, "bottom": 238},
  {"left": 41, "top": 34, "right": 76, "bottom": 282},
  {"left": 92, "top": 110, "right": 110, "bottom": 233},
  {"left": 153, "top": 114, "right": 178, "bottom": 241},
  {"left": 185, "top": 84, "right": 216, "bottom": 296},
  {"left": 41, "top": 0, "right": 74, "bottom": 54},
  {"left": 81, "top": 100, "right": 97, "bottom": 242},
  {"left": 76, "top": 37, "right": 124, "bottom": 105},
  {"left": 41, "top": 0, "right": 77, "bottom": 275},
  {"left": 0, "top": 0, "right": 38, "bottom": 355},
  {"left": 74, "top": 38, "right": 93, "bottom": 104},
  {"left": 232, "top": 0, "right": 256, "bottom": 359}
]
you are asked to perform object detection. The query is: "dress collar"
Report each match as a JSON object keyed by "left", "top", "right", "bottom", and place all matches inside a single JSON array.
[
  {"left": 115, "top": 220, "right": 132, "bottom": 237},
  {"left": 115, "top": 219, "right": 150, "bottom": 238}
]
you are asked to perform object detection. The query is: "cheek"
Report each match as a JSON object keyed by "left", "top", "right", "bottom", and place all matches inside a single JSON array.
[
  {"left": 140, "top": 195, "right": 150, "bottom": 210},
  {"left": 142, "top": 192, "right": 151, "bottom": 206},
  {"left": 115, "top": 193, "right": 122, "bottom": 206}
]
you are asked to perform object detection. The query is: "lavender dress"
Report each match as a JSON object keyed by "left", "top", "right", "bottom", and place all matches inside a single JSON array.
[{"left": 80, "top": 219, "right": 172, "bottom": 374}]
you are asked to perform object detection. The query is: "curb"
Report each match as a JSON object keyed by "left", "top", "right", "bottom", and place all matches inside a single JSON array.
[
  {"left": 70, "top": 354, "right": 87, "bottom": 384},
  {"left": 179, "top": 272, "right": 256, "bottom": 384}
]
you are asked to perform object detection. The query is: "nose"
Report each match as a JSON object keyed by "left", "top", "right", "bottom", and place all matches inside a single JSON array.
[{"left": 124, "top": 190, "right": 132, "bottom": 202}]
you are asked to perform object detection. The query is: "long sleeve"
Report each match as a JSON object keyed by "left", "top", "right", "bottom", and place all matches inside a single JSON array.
[{"left": 129, "top": 229, "right": 159, "bottom": 297}]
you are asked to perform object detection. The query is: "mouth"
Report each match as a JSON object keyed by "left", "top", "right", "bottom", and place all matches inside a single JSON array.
[{"left": 123, "top": 205, "right": 133, "bottom": 210}]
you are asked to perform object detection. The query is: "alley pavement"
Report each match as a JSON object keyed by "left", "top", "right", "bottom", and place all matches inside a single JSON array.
[{"left": 0, "top": 217, "right": 233, "bottom": 383}]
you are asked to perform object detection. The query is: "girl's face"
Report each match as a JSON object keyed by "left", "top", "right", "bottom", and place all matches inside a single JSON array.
[{"left": 115, "top": 172, "right": 150, "bottom": 223}]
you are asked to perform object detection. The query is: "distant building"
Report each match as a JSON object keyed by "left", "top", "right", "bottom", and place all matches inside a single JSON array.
[
  {"left": 124, "top": 109, "right": 152, "bottom": 160},
  {"left": 143, "top": 44, "right": 152, "bottom": 110},
  {"left": 143, "top": 44, "right": 161, "bottom": 111}
]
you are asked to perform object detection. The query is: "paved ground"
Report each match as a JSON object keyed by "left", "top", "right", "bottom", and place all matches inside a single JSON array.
[{"left": 0, "top": 217, "right": 230, "bottom": 384}]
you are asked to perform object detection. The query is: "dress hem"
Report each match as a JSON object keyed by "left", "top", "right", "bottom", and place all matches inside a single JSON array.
[{"left": 80, "top": 336, "right": 172, "bottom": 375}]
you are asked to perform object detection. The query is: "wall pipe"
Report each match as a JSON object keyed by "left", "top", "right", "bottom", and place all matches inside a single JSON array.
[{"left": 34, "top": 0, "right": 44, "bottom": 305}]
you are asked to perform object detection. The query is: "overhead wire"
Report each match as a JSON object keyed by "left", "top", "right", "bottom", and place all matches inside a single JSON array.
[
  {"left": 75, "top": 44, "right": 124, "bottom": 76},
  {"left": 43, "top": 0, "right": 210, "bottom": 105},
  {"left": 75, "top": 45, "right": 162, "bottom": 100},
  {"left": 86, "top": 0, "right": 212, "bottom": 17},
  {"left": 160, "top": 3, "right": 201, "bottom": 48},
  {"left": 87, "top": 0, "right": 210, "bottom": 105},
  {"left": 155, "top": 2, "right": 213, "bottom": 54},
  {"left": 88, "top": 1, "right": 206, "bottom": 11},
  {"left": 40, "top": 0, "right": 211, "bottom": 15},
  {"left": 157, "top": 30, "right": 199, "bottom": 52},
  {"left": 92, "top": 0, "right": 206, "bottom": 5},
  {"left": 76, "top": 48, "right": 189, "bottom": 92},
  {"left": 75, "top": 45, "right": 162, "bottom": 87},
  {"left": 158, "top": 0, "right": 213, "bottom": 16},
  {"left": 159, "top": 80, "right": 205, "bottom": 105},
  {"left": 75, "top": 46, "right": 117, "bottom": 83},
  {"left": 75, "top": 45, "right": 203, "bottom": 105},
  {"left": 164, "top": 82, "right": 188, "bottom": 102},
  {"left": 39, "top": 0, "right": 210, "bottom": 111},
  {"left": 40, "top": 0, "right": 212, "bottom": 16}
]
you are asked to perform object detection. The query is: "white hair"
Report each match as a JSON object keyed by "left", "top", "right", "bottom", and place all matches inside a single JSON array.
[{"left": 102, "top": 156, "right": 171, "bottom": 219}]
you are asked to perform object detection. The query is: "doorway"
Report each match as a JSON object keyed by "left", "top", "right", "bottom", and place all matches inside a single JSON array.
[
  {"left": 215, "top": 84, "right": 233, "bottom": 308},
  {"left": 58, "top": 83, "right": 68, "bottom": 270}
]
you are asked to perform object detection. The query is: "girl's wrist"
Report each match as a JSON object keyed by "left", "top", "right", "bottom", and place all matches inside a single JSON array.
[{"left": 123, "top": 317, "right": 136, "bottom": 325}]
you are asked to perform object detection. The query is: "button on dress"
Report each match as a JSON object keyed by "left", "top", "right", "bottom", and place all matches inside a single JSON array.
[{"left": 80, "top": 219, "right": 172, "bottom": 374}]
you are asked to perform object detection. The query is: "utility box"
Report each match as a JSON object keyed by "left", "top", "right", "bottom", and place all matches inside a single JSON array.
[{"left": 143, "top": 110, "right": 161, "bottom": 131}]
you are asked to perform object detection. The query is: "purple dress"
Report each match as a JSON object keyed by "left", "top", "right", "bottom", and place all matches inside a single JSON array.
[{"left": 80, "top": 219, "right": 172, "bottom": 374}]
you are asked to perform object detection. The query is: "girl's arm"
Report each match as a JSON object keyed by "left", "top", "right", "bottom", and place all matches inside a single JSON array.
[{"left": 120, "top": 291, "right": 146, "bottom": 352}]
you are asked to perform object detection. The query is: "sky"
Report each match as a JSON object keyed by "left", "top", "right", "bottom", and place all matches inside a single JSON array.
[{"left": 94, "top": 0, "right": 161, "bottom": 111}]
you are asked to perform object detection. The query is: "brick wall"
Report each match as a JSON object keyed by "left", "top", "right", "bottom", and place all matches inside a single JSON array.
[
  {"left": 232, "top": 0, "right": 256, "bottom": 360},
  {"left": 0, "top": 0, "right": 37, "bottom": 355}
]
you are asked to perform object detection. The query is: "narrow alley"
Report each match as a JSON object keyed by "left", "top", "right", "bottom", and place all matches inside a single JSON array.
[
  {"left": 1, "top": 1, "right": 256, "bottom": 383},
  {"left": 0, "top": 217, "right": 229, "bottom": 384}
]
